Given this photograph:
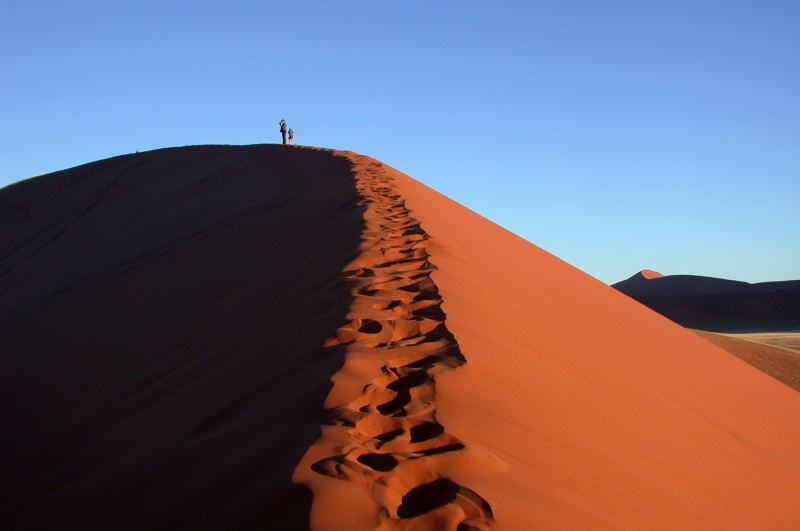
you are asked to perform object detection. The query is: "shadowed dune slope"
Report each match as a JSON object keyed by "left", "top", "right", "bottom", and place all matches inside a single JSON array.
[
  {"left": 383, "top": 163, "right": 800, "bottom": 529},
  {"left": 0, "top": 145, "right": 363, "bottom": 530}
]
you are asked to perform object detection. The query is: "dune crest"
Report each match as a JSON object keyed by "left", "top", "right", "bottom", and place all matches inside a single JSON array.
[
  {"left": 639, "top": 269, "right": 663, "bottom": 279},
  {"left": 0, "top": 145, "right": 365, "bottom": 529},
  {"left": 4, "top": 145, "right": 800, "bottom": 530},
  {"left": 294, "top": 154, "right": 494, "bottom": 530}
]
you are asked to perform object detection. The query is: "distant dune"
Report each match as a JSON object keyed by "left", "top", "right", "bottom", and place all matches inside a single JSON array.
[
  {"left": 2, "top": 146, "right": 800, "bottom": 530},
  {"left": 613, "top": 270, "right": 800, "bottom": 331},
  {"left": 638, "top": 269, "right": 664, "bottom": 280}
]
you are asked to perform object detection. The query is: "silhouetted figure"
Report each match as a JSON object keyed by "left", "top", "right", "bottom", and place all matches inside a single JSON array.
[
  {"left": 288, "top": 129, "right": 294, "bottom": 145},
  {"left": 280, "top": 119, "right": 288, "bottom": 144}
]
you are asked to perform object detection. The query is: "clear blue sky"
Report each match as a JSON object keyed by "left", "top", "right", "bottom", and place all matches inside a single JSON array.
[{"left": 2, "top": 1, "right": 798, "bottom": 284}]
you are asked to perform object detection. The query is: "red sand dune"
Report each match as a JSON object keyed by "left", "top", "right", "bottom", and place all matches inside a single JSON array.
[
  {"left": 640, "top": 269, "right": 664, "bottom": 279},
  {"left": 370, "top": 160, "right": 800, "bottom": 530},
  {"left": 2, "top": 145, "right": 800, "bottom": 530}
]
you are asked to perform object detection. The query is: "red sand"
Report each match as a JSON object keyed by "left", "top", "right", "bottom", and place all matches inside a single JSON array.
[
  {"left": 694, "top": 330, "right": 800, "bottom": 392},
  {"left": 640, "top": 269, "right": 664, "bottom": 279},
  {"left": 294, "top": 156, "right": 493, "bottom": 530},
  {"left": 2, "top": 145, "right": 799, "bottom": 530},
  {"left": 384, "top": 160, "right": 800, "bottom": 529}
]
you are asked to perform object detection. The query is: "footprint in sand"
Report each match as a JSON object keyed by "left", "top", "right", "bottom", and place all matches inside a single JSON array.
[{"left": 305, "top": 157, "right": 494, "bottom": 529}]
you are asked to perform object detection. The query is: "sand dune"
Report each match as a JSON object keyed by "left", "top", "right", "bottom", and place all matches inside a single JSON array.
[
  {"left": 694, "top": 330, "right": 800, "bottom": 392},
  {"left": 0, "top": 146, "right": 362, "bottom": 529},
  {"left": 380, "top": 162, "right": 800, "bottom": 529},
  {"left": 638, "top": 269, "right": 664, "bottom": 280},
  {"left": 2, "top": 145, "right": 800, "bottom": 530},
  {"left": 293, "top": 156, "right": 493, "bottom": 530},
  {"left": 613, "top": 270, "right": 800, "bottom": 331}
]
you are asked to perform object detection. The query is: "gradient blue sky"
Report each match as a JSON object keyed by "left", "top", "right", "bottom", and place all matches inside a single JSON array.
[{"left": 3, "top": 1, "right": 798, "bottom": 284}]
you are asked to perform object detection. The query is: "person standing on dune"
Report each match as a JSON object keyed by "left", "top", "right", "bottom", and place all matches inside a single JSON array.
[
  {"left": 288, "top": 128, "right": 294, "bottom": 145},
  {"left": 279, "top": 119, "right": 287, "bottom": 144}
]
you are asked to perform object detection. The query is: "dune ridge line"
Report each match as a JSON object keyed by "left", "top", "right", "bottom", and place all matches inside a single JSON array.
[{"left": 295, "top": 152, "right": 494, "bottom": 530}]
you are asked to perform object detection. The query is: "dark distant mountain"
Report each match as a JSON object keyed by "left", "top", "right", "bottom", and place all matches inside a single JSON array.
[{"left": 612, "top": 271, "right": 800, "bottom": 332}]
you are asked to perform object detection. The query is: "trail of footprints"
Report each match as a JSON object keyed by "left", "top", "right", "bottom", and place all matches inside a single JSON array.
[{"left": 311, "top": 157, "right": 493, "bottom": 530}]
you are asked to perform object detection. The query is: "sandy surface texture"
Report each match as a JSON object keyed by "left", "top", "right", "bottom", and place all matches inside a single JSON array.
[
  {"left": 722, "top": 332, "right": 800, "bottom": 353},
  {"left": 695, "top": 330, "right": 800, "bottom": 391},
  {"left": 384, "top": 159, "right": 800, "bottom": 529},
  {"left": 3, "top": 145, "right": 800, "bottom": 530},
  {"left": 294, "top": 155, "right": 493, "bottom": 530},
  {"left": 0, "top": 145, "right": 362, "bottom": 529}
]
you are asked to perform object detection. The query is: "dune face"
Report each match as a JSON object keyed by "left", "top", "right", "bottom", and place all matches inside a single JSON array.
[
  {"left": 3, "top": 145, "right": 800, "bottom": 530},
  {"left": 0, "top": 146, "right": 364, "bottom": 529},
  {"left": 693, "top": 330, "right": 800, "bottom": 392},
  {"left": 379, "top": 165, "right": 800, "bottom": 529},
  {"left": 613, "top": 271, "right": 800, "bottom": 332},
  {"left": 293, "top": 156, "right": 493, "bottom": 530}
]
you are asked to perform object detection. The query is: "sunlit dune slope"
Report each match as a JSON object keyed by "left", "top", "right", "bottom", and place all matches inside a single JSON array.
[{"left": 385, "top": 163, "right": 800, "bottom": 530}]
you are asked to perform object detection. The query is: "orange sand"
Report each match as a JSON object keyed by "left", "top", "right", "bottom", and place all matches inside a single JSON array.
[
  {"left": 376, "top": 158, "right": 800, "bottom": 529},
  {"left": 294, "top": 156, "right": 493, "bottom": 530},
  {"left": 640, "top": 269, "right": 664, "bottom": 279},
  {"left": 3, "top": 145, "right": 799, "bottom": 530},
  {"left": 694, "top": 330, "right": 800, "bottom": 392}
]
